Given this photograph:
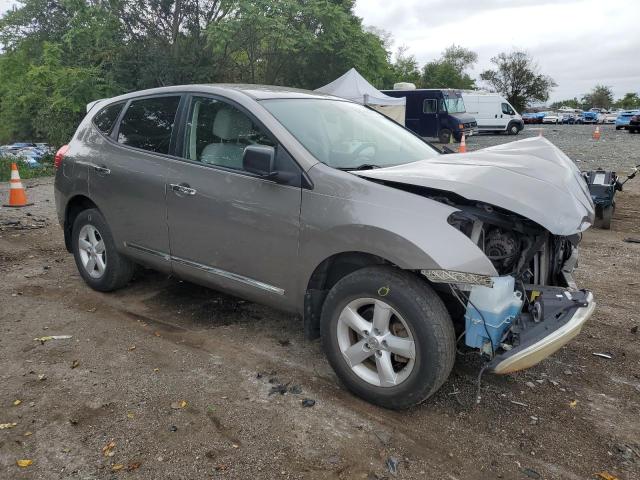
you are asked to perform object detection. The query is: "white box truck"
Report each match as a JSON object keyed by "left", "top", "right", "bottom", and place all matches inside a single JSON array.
[{"left": 461, "top": 91, "right": 524, "bottom": 135}]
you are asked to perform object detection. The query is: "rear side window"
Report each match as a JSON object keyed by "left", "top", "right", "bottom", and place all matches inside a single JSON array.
[
  {"left": 116, "top": 96, "right": 181, "bottom": 154},
  {"left": 93, "top": 102, "right": 124, "bottom": 135}
]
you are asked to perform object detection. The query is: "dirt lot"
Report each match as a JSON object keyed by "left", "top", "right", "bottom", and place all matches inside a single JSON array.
[{"left": 1, "top": 125, "right": 639, "bottom": 479}]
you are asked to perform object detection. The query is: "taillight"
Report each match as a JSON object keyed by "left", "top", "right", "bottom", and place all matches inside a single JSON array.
[{"left": 54, "top": 144, "right": 69, "bottom": 169}]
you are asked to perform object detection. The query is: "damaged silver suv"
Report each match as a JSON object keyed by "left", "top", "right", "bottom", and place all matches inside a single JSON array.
[{"left": 54, "top": 85, "right": 596, "bottom": 409}]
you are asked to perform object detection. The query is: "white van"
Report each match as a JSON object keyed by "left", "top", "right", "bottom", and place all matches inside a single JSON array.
[{"left": 461, "top": 91, "right": 524, "bottom": 135}]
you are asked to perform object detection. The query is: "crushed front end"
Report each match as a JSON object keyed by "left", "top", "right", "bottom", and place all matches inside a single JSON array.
[{"left": 424, "top": 196, "right": 596, "bottom": 373}]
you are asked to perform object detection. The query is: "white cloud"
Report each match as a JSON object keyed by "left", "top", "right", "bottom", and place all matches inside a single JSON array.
[{"left": 355, "top": 0, "right": 640, "bottom": 102}]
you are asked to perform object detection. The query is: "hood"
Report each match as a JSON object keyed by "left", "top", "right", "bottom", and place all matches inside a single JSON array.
[
  {"left": 451, "top": 112, "right": 475, "bottom": 123},
  {"left": 354, "top": 136, "right": 594, "bottom": 236}
]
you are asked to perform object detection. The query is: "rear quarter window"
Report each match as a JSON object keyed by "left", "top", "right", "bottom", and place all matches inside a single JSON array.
[
  {"left": 116, "top": 96, "right": 181, "bottom": 154},
  {"left": 93, "top": 102, "right": 125, "bottom": 135}
]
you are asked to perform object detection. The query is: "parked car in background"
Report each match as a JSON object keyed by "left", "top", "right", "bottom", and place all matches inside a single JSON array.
[
  {"left": 54, "top": 84, "right": 596, "bottom": 409},
  {"left": 381, "top": 88, "right": 478, "bottom": 143},
  {"left": 542, "top": 112, "right": 561, "bottom": 124},
  {"left": 615, "top": 110, "right": 640, "bottom": 130},
  {"left": 582, "top": 111, "right": 601, "bottom": 124},
  {"left": 460, "top": 91, "right": 523, "bottom": 135},
  {"left": 522, "top": 112, "right": 544, "bottom": 124},
  {"left": 603, "top": 111, "right": 619, "bottom": 124},
  {"left": 629, "top": 113, "right": 640, "bottom": 133},
  {"left": 561, "top": 113, "right": 577, "bottom": 124}
]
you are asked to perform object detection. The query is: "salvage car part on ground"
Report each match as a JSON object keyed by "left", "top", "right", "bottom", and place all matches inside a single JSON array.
[{"left": 583, "top": 165, "right": 639, "bottom": 229}]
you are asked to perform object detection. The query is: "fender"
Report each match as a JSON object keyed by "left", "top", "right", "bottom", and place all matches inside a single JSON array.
[{"left": 296, "top": 163, "right": 498, "bottom": 305}]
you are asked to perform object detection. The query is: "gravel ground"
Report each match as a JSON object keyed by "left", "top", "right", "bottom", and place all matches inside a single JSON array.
[{"left": 1, "top": 129, "right": 639, "bottom": 480}]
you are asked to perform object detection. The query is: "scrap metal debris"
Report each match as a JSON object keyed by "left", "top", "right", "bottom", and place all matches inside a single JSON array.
[
  {"left": 16, "top": 459, "right": 33, "bottom": 467},
  {"left": 623, "top": 237, "right": 640, "bottom": 244},
  {"left": 592, "top": 352, "right": 613, "bottom": 359},
  {"left": 34, "top": 335, "right": 72, "bottom": 344},
  {"left": 386, "top": 457, "right": 399, "bottom": 475},
  {"left": 0, "top": 218, "right": 47, "bottom": 231},
  {"left": 0, "top": 422, "right": 18, "bottom": 429},
  {"left": 301, "top": 399, "right": 316, "bottom": 408}
]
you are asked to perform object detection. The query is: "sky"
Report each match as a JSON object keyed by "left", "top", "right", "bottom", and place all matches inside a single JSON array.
[
  {"left": 354, "top": 0, "right": 640, "bottom": 102},
  {"left": 1, "top": 0, "right": 638, "bottom": 103}
]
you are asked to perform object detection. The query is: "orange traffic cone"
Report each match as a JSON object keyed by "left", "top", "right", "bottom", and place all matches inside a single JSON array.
[
  {"left": 3, "top": 163, "right": 33, "bottom": 207},
  {"left": 458, "top": 133, "right": 467, "bottom": 153},
  {"left": 593, "top": 126, "right": 601, "bottom": 140}
]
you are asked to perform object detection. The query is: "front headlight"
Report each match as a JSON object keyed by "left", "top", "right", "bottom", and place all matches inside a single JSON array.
[{"left": 421, "top": 269, "right": 494, "bottom": 287}]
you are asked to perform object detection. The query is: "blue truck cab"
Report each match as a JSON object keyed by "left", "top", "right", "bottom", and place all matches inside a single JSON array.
[{"left": 381, "top": 88, "right": 478, "bottom": 143}]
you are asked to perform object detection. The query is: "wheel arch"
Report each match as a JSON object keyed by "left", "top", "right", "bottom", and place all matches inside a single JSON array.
[
  {"left": 63, "top": 195, "right": 101, "bottom": 252},
  {"left": 303, "top": 251, "right": 403, "bottom": 340}
]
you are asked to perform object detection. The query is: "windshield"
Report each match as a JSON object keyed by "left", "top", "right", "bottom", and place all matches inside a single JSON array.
[
  {"left": 261, "top": 99, "right": 439, "bottom": 169},
  {"left": 444, "top": 96, "right": 466, "bottom": 113}
]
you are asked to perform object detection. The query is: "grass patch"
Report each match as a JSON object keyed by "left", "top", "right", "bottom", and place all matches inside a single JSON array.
[{"left": 0, "top": 155, "right": 55, "bottom": 182}]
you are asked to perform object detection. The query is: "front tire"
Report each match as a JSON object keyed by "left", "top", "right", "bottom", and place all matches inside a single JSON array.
[
  {"left": 438, "top": 129, "right": 452, "bottom": 144},
  {"left": 71, "top": 208, "right": 135, "bottom": 292},
  {"left": 507, "top": 123, "right": 520, "bottom": 135},
  {"left": 320, "top": 266, "right": 455, "bottom": 409}
]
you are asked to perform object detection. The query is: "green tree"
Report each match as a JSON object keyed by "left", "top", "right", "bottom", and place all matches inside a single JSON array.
[
  {"left": 480, "top": 50, "right": 556, "bottom": 112},
  {"left": 614, "top": 92, "right": 640, "bottom": 110},
  {"left": 385, "top": 46, "right": 421, "bottom": 87},
  {"left": 421, "top": 45, "right": 477, "bottom": 89},
  {"left": 0, "top": 0, "right": 393, "bottom": 144},
  {"left": 550, "top": 97, "right": 581, "bottom": 110},
  {"left": 581, "top": 85, "right": 614, "bottom": 109}
]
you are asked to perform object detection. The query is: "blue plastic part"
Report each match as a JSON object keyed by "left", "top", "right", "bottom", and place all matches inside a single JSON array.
[{"left": 465, "top": 302, "right": 521, "bottom": 349}]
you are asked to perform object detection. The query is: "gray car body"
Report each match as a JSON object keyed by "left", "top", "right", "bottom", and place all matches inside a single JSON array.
[{"left": 54, "top": 84, "right": 591, "bottom": 316}]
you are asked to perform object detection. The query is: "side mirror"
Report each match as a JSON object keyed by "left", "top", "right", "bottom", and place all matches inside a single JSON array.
[{"left": 243, "top": 145, "right": 276, "bottom": 178}]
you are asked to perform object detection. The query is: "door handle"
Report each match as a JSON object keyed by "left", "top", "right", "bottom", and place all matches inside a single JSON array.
[
  {"left": 170, "top": 183, "right": 197, "bottom": 196},
  {"left": 93, "top": 165, "right": 111, "bottom": 175}
]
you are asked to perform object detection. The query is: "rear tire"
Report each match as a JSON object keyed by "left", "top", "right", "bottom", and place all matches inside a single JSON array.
[
  {"left": 71, "top": 208, "right": 135, "bottom": 292},
  {"left": 320, "top": 266, "right": 455, "bottom": 409}
]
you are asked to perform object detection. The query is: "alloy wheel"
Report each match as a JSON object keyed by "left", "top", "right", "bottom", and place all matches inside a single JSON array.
[
  {"left": 78, "top": 224, "right": 107, "bottom": 278},
  {"left": 336, "top": 298, "right": 416, "bottom": 387}
]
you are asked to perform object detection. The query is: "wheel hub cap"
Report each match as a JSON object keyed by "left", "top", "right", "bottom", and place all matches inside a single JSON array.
[{"left": 336, "top": 298, "right": 416, "bottom": 388}]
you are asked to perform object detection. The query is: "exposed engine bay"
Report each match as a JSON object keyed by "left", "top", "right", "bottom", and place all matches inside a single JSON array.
[
  {"left": 444, "top": 197, "right": 581, "bottom": 289},
  {"left": 389, "top": 183, "right": 590, "bottom": 364},
  {"left": 352, "top": 136, "right": 596, "bottom": 372}
]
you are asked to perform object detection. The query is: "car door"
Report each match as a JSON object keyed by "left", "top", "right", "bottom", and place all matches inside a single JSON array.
[
  {"left": 165, "top": 94, "right": 303, "bottom": 309},
  {"left": 86, "top": 95, "right": 181, "bottom": 271},
  {"left": 418, "top": 96, "right": 438, "bottom": 137},
  {"left": 501, "top": 102, "right": 515, "bottom": 129}
]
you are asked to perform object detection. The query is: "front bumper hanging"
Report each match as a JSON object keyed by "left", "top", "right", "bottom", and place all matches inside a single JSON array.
[{"left": 489, "top": 287, "right": 595, "bottom": 374}]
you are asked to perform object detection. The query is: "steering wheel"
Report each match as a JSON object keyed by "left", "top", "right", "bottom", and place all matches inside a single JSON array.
[{"left": 352, "top": 142, "right": 377, "bottom": 162}]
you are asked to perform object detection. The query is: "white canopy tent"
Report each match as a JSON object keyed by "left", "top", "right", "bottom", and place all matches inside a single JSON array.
[{"left": 315, "top": 68, "right": 406, "bottom": 125}]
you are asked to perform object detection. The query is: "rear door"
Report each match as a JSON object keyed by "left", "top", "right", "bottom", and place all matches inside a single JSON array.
[
  {"left": 165, "top": 94, "right": 303, "bottom": 309},
  {"left": 87, "top": 95, "right": 181, "bottom": 271}
]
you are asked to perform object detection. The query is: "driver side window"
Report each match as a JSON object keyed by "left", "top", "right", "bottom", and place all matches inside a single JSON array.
[
  {"left": 183, "top": 96, "right": 274, "bottom": 170},
  {"left": 501, "top": 103, "right": 514, "bottom": 115}
]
